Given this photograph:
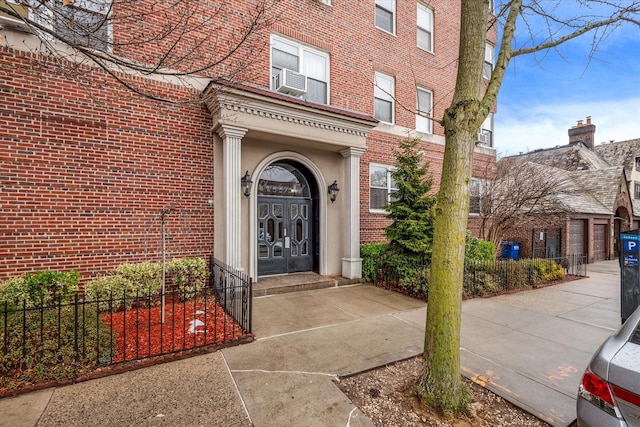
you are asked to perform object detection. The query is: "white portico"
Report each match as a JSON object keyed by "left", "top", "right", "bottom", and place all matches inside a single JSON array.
[{"left": 203, "top": 82, "right": 377, "bottom": 281}]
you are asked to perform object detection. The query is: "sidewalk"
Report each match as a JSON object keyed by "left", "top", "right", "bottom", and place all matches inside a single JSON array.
[{"left": 0, "top": 261, "right": 621, "bottom": 427}]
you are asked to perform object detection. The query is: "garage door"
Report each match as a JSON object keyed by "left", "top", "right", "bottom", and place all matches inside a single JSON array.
[
  {"left": 593, "top": 224, "right": 607, "bottom": 261},
  {"left": 569, "top": 220, "right": 585, "bottom": 256}
]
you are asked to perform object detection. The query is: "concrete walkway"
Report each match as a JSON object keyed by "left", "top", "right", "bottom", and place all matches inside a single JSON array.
[{"left": 0, "top": 261, "right": 621, "bottom": 426}]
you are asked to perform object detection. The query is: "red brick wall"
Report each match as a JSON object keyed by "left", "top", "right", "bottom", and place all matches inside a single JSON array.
[
  {"left": 0, "top": 48, "right": 214, "bottom": 281},
  {"left": 0, "top": 0, "right": 498, "bottom": 279}
]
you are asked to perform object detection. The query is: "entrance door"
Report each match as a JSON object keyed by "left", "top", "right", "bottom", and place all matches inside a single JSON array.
[
  {"left": 257, "top": 197, "right": 313, "bottom": 275},
  {"left": 256, "top": 161, "right": 317, "bottom": 276}
]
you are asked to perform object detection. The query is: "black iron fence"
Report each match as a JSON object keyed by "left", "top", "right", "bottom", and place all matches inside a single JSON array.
[
  {"left": 463, "top": 254, "right": 588, "bottom": 298},
  {"left": 210, "top": 256, "right": 252, "bottom": 333},
  {"left": 368, "top": 254, "right": 588, "bottom": 298},
  {"left": 1, "top": 258, "right": 252, "bottom": 392}
]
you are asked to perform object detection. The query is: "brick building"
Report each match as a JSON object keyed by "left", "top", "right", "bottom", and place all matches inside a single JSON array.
[
  {"left": 0, "top": 1, "right": 496, "bottom": 282},
  {"left": 503, "top": 118, "right": 639, "bottom": 263}
]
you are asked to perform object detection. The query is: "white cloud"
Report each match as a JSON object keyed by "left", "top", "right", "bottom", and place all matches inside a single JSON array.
[{"left": 494, "top": 97, "right": 640, "bottom": 157}]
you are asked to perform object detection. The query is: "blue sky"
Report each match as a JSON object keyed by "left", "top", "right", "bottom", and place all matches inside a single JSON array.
[{"left": 494, "top": 18, "right": 640, "bottom": 157}]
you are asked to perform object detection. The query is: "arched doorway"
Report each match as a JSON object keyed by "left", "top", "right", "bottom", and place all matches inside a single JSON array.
[{"left": 257, "top": 161, "right": 319, "bottom": 276}]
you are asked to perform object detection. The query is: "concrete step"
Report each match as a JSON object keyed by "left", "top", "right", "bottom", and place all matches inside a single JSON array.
[{"left": 252, "top": 272, "right": 363, "bottom": 297}]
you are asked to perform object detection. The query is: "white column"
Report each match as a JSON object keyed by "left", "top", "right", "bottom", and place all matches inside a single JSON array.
[
  {"left": 340, "top": 147, "right": 366, "bottom": 279},
  {"left": 217, "top": 125, "right": 248, "bottom": 269}
]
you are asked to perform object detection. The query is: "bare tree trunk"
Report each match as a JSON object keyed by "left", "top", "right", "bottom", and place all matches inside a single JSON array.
[{"left": 417, "top": 0, "right": 486, "bottom": 415}]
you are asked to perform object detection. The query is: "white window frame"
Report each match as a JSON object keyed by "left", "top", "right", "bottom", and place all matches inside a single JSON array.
[
  {"left": 270, "top": 34, "right": 330, "bottom": 104},
  {"left": 478, "top": 113, "right": 494, "bottom": 147},
  {"left": 483, "top": 43, "right": 495, "bottom": 79},
  {"left": 416, "top": 87, "right": 433, "bottom": 134},
  {"left": 470, "top": 178, "right": 485, "bottom": 215},
  {"left": 417, "top": 4, "right": 433, "bottom": 53},
  {"left": 375, "top": 0, "right": 395, "bottom": 34},
  {"left": 28, "top": 0, "right": 112, "bottom": 51},
  {"left": 374, "top": 72, "right": 394, "bottom": 124},
  {"left": 370, "top": 163, "right": 398, "bottom": 213}
]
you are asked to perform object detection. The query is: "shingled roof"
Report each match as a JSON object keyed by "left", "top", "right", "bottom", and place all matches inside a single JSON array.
[{"left": 509, "top": 142, "right": 611, "bottom": 171}]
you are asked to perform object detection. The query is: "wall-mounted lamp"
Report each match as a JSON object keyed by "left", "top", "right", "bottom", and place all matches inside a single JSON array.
[
  {"left": 328, "top": 180, "right": 339, "bottom": 203},
  {"left": 241, "top": 171, "right": 252, "bottom": 198}
]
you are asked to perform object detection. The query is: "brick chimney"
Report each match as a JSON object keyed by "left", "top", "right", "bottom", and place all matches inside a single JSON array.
[{"left": 568, "top": 116, "right": 596, "bottom": 149}]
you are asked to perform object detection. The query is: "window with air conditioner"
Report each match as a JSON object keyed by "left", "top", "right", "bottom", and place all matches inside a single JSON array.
[
  {"left": 271, "top": 35, "right": 329, "bottom": 104},
  {"left": 370, "top": 164, "right": 398, "bottom": 212},
  {"left": 375, "top": 0, "right": 395, "bottom": 34},
  {"left": 417, "top": 4, "right": 433, "bottom": 52},
  {"left": 374, "top": 72, "right": 394, "bottom": 124},
  {"left": 416, "top": 87, "right": 432, "bottom": 133},
  {"left": 478, "top": 113, "right": 493, "bottom": 147},
  {"left": 29, "top": 0, "right": 112, "bottom": 51}
]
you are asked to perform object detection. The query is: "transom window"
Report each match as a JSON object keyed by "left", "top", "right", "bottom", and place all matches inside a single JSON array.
[
  {"left": 417, "top": 4, "right": 433, "bottom": 52},
  {"left": 374, "top": 72, "right": 394, "bottom": 124},
  {"left": 416, "top": 87, "right": 433, "bottom": 133},
  {"left": 375, "top": 0, "right": 395, "bottom": 34},
  {"left": 370, "top": 164, "right": 398, "bottom": 211},
  {"left": 271, "top": 35, "right": 329, "bottom": 104},
  {"left": 483, "top": 43, "right": 495, "bottom": 79}
]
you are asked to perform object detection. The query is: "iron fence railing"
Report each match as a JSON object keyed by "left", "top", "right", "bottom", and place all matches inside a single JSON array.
[
  {"left": 1, "top": 259, "right": 252, "bottom": 391},
  {"left": 368, "top": 254, "right": 588, "bottom": 298},
  {"left": 210, "top": 256, "right": 252, "bottom": 333}
]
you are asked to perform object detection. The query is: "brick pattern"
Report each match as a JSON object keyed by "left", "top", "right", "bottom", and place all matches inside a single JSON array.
[
  {"left": 0, "top": 0, "right": 497, "bottom": 280},
  {"left": 1, "top": 49, "right": 214, "bottom": 280}
]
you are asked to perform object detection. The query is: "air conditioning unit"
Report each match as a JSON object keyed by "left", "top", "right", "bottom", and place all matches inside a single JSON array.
[
  {"left": 477, "top": 131, "right": 491, "bottom": 146},
  {"left": 274, "top": 68, "right": 307, "bottom": 96}
]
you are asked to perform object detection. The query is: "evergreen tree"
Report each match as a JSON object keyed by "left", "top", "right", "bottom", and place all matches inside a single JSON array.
[{"left": 384, "top": 137, "right": 436, "bottom": 260}]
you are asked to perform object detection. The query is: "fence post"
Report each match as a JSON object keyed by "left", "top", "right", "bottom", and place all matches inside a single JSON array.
[{"left": 74, "top": 293, "right": 79, "bottom": 361}]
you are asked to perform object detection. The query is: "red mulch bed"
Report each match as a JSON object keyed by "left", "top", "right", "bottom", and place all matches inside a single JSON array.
[{"left": 102, "top": 297, "right": 246, "bottom": 363}]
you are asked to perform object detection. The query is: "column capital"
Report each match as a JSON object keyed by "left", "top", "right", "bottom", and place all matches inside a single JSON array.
[
  {"left": 339, "top": 147, "right": 367, "bottom": 158},
  {"left": 217, "top": 125, "right": 248, "bottom": 140}
]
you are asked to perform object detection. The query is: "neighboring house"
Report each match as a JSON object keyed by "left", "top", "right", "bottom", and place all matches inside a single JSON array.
[
  {"left": 0, "top": 1, "right": 496, "bottom": 282},
  {"left": 502, "top": 118, "right": 637, "bottom": 262}
]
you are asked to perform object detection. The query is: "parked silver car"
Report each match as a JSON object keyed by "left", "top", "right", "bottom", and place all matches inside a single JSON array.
[{"left": 577, "top": 305, "right": 640, "bottom": 426}]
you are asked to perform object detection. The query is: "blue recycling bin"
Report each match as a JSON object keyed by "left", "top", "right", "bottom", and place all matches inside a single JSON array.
[{"left": 501, "top": 242, "right": 520, "bottom": 260}]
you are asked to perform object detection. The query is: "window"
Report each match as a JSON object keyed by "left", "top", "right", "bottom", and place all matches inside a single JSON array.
[
  {"left": 470, "top": 178, "right": 484, "bottom": 214},
  {"left": 635, "top": 157, "right": 640, "bottom": 171},
  {"left": 374, "top": 72, "right": 394, "bottom": 123},
  {"left": 483, "top": 43, "right": 495, "bottom": 79},
  {"left": 417, "top": 4, "right": 433, "bottom": 52},
  {"left": 375, "top": 0, "right": 395, "bottom": 34},
  {"left": 370, "top": 164, "right": 398, "bottom": 211},
  {"left": 271, "top": 35, "right": 329, "bottom": 104},
  {"left": 416, "top": 87, "right": 432, "bottom": 133},
  {"left": 30, "top": 0, "right": 112, "bottom": 51},
  {"left": 478, "top": 113, "right": 493, "bottom": 147},
  {"left": 635, "top": 182, "right": 640, "bottom": 200}
]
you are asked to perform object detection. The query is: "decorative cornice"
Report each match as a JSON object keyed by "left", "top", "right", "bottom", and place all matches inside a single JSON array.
[{"left": 215, "top": 97, "right": 372, "bottom": 138}]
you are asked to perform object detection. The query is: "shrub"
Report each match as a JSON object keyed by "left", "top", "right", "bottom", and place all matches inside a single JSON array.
[
  {"left": 360, "top": 243, "right": 389, "bottom": 282},
  {"left": 114, "top": 262, "right": 162, "bottom": 297},
  {"left": 381, "top": 253, "right": 429, "bottom": 295},
  {"left": 84, "top": 275, "right": 132, "bottom": 311},
  {"left": 521, "top": 258, "right": 565, "bottom": 285},
  {"left": 0, "top": 271, "right": 79, "bottom": 308},
  {"left": 465, "top": 233, "right": 496, "bottom": 263},
  {"left": 167, "top": 257, "right": 209, "bottom": 300},
  {"left": 0, "top": 304, "right": 113, "bottom": 390}
]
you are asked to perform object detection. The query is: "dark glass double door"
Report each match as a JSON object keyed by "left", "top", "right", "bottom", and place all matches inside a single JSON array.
[{"left": 257, "top": 197, "right": 312, "bottom": 275}]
